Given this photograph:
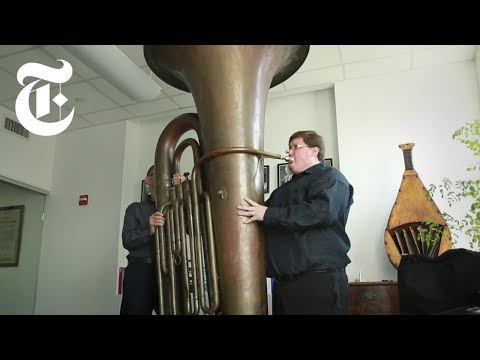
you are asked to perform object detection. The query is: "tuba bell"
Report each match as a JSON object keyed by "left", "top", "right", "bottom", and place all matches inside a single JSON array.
[{"left": 145, "top": 45, "right": 309, "bottom": 315}]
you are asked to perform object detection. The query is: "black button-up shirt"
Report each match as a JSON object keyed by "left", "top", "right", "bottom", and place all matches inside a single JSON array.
[
  {"left": 264, "top": 162, "right": 354, "bottom": 278},
  {"left": 122, "top": 197, "right": 156, "bottom": 259}
]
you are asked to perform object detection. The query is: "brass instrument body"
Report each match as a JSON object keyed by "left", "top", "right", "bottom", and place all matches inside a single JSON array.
[{"left": 145, "top": 45, "right": 309, "bottom": 314}]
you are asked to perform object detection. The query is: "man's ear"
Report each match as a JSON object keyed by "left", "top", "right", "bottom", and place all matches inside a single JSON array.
[{"left": 145, "top": 176, "right": 153, "bottom": 186}]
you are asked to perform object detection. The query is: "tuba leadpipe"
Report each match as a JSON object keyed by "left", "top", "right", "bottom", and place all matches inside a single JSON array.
[{"left": 146, "top": 45, "right": 309, "bottom": 314}]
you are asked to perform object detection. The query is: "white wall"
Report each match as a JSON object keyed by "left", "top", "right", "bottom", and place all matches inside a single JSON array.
[
  {"left": 335, "top": 61, "right": 480, "bottom": 282},
  {"left": 115, "top": 120, "right": 142, "bottom": 271},
  {"left": 0, "top": 105, "right": 55, "bottom": 193},
  {"left": 35, "top": 121, "right": 127, "bottom": 314},
  {"left": 476, "top": 46, "right": 480, "bottom": 100}
]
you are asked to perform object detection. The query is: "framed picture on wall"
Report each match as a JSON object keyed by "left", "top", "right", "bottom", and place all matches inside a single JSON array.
[
  {"left": 277, "top": 163, "right": 293, "bottom": 187},
  {"left": 264, "top": 165, "right": 270, "bottom": 193},
  {"left": 324, "top": 158, "right": 333, "bottom": 167},
  {"left": 0, "top": 205, "right": 24, "bottom": 267},
  {"left": 141, "top": 180, "right": 150, "bottom": 201}
]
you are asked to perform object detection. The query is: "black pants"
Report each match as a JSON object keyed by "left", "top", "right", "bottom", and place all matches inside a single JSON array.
[
  {"left": 120, "top": 261, "right": 159, "bottom": 315},
  {"left": 272, "top": 270, "right": 349, "bottom": 315}
]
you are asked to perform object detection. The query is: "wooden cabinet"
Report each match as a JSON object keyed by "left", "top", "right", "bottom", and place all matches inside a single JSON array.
[{"left": 348, "top": 281, "right": 400, "bottom": 315}]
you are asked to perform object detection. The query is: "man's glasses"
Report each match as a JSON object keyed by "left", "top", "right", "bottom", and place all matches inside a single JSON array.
[{"left": 286, "top": 144, "right": 310, "bottom": 152}]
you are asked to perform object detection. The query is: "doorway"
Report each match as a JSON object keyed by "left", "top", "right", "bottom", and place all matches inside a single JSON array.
[{"left": 0, "top": 179, "right": 46, "bottom": 314}]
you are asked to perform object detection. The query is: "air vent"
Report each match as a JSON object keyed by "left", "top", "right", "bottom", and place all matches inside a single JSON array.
[{"left": 4, "top": 117, "right": 29, "bottom": 139}]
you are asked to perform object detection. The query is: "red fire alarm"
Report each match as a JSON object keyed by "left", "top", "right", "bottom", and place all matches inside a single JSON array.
[{"left": 79, "top": 194, "right": 89, "bottom": 206}]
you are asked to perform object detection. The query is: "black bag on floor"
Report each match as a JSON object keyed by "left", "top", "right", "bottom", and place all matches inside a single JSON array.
[{"left": 397, "top": 248, "right": 480, "bottom": 314}]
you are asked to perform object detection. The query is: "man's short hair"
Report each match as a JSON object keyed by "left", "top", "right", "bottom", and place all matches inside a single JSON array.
[{"left": 146, "top": 165, "right": 154, "bottom": 177}]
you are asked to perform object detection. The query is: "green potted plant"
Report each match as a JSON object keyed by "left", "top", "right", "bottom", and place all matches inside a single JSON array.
[
  {"left": 417, "top": 219, "right": 443, "bottom": 255},
  {"left": 428, "top": 119, "right": 480, "bottom": 250}
]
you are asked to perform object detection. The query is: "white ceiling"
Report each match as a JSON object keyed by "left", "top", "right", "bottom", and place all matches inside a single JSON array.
[{"left": 0, "top": 45, "right": 477, "bottom": 132}]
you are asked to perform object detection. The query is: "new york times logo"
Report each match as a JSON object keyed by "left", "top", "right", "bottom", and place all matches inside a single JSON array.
[{"left": 15, "top": 59, "right": 75, "bottom": 136}]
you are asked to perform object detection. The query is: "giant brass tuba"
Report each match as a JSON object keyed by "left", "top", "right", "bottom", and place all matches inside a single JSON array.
[{"left": 144, "top": 45, "right": 309, "bottom": 315}]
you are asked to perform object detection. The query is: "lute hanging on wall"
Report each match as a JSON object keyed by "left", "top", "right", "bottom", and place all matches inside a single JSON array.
[{"left": 384, "top": 143, "right": 452, "bottom": 268}]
